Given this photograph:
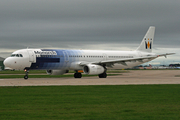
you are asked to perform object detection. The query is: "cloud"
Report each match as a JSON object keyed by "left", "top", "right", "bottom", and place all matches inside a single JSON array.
[{"left": 0, "top": 0, "right": 179, "bottom": 62}]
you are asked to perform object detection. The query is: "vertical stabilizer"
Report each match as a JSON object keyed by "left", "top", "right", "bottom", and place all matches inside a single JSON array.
[{"left": 136, "top": 26, "right": 155, "bottom": 53}]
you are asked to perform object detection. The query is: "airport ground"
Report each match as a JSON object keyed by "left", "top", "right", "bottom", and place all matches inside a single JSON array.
[{"left": 0, "top": 70, "right": 179, "bottom": 86}]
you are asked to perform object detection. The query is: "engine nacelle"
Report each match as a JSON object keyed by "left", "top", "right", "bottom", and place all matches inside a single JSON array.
[
  {"left": 83, "top": 64, "right": 105, "bottom": 75},
  {"left": 46, "top": 70, "right": 69, "bottom": 75}
]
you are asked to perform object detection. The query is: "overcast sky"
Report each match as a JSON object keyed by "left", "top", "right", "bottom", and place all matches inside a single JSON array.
[{"left": 0, "top": 0, "right": 179, "bottom": 64}]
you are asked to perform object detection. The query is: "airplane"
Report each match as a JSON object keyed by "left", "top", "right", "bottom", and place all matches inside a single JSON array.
[
  {"left": 3, "top": 26, "right": 174, "bottom": 79},
  {"left": 157, "top": 65, "right": 168, "bottom": 69},
  {"left": 175, "top": 67, "right": 180, "bottom": 69}
]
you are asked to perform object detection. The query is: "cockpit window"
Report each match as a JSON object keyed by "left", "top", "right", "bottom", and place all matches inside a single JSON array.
[
  {"left": 11, "top": 54, "right": 23, "bottom": 57},
  {"left": 11, "top": 54, "right": 16, "bottom": 57}
]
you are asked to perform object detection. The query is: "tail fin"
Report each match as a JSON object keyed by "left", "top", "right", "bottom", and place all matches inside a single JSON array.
[{"left": 136, "top": 26, "right": 155, "bottom": 53}]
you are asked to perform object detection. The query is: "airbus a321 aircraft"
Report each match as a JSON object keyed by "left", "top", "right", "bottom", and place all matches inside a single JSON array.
[{"left": 4, "top": 26, "right": 174, "bottom": 79}]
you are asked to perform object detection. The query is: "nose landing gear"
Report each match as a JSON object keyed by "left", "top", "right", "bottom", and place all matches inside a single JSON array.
[{"left": 24, "top": 69, "right": 29, "bottom": 80}]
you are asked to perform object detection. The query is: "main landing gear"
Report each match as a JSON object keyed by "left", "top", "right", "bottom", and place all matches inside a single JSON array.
[
  {"left": 74, "top": 72, "right": 82, "bottom": 78},
  {"left": 98, "top": 65, "right": 107, "bottom": 78},
  {"left": 98, "top": 72, "right": 107, "bottom": 78},
  {"left": 74, "top": 69, "right": 107, "bottom": 78},
  {"left": 24, "top": 69, "right": 29, "bottom": 80}
]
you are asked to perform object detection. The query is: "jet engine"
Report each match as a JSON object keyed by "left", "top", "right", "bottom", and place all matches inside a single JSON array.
[
  {"left": 46, "top": 70, "right": 69, "bottom": 75},
  {"left": 83, "top": 64, "right": 105, "bottom": 75}
]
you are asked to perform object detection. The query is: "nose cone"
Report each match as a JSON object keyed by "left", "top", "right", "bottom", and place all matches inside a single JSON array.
[{"left": 3, "top": 58, "right": 12, "bottom": 68}]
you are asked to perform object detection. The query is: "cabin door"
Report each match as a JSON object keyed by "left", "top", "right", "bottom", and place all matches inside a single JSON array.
[
  {"left": 28, "top": 50, "right": 36, "bottom": 63},
  {"left": 63, "top": 51, "right": 69, "bottom": 63},
  {"left": 103, "top": 53, "right": 107, "bottom": 61}
]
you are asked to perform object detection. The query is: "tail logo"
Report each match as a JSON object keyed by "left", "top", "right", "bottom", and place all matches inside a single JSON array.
[{"left": 145, "top": 38, "right": 152, "bottom": 49}]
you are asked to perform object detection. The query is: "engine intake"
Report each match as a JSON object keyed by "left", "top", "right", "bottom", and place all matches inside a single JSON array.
[{"left": 83, "top": 64, "right": 105, "bottom": 75}]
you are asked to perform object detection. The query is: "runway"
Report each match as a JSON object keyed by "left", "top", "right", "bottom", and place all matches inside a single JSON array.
[{"left": 0, "top": 70, "right": 179, "bottom": 86}]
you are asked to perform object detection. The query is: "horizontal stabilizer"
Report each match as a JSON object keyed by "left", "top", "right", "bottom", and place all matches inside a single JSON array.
[{"left": 157, "top": 53, "right": 175, "bottom": 58}]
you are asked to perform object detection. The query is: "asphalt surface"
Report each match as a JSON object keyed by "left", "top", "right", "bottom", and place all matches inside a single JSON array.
[{"left": 0, "top": 70, "right": 179, "bottom": 86}]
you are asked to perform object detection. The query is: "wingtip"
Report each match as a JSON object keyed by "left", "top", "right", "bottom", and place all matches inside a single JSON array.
[{"left": 166, "top": 53, "right": 176, "bottom": 55}]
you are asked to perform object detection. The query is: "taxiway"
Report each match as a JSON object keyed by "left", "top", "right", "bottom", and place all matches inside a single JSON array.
[{"left": 0, "top": 70, "right": 179, "bottom": 86}]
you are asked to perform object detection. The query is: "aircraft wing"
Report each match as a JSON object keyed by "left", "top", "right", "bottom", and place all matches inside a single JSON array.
[
  {"left": 93, "top": 56, "right": 157, "bottom": 67},
  {"left": 156, "top": 53, "right": 175, "bottom": 58},
  {"left": 79, "top": 53, "right": 175, "bottom": 67}
]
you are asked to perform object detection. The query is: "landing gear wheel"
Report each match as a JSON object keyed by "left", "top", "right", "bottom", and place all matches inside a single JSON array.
[
  {"left": 98, "top": 72, "right": 107, "bottom": 78},
  {"left": 24, "top": 75, "right": 28, "bottom": 80},
  {"left": 24, "top": 69, "right": 29, "bottom": 80},
  {"left": 74, "top": 73, "right": 82, "bottom": 78}
]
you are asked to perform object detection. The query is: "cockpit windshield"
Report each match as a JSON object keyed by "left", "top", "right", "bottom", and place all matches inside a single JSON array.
[
  {"left": 11, "top": 54, "right": 16, "bottom": 57},
  {"left": 11, "top": 54, "right": 23, "bottom": 57}
]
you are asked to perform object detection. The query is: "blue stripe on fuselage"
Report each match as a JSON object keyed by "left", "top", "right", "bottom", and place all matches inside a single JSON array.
[
  {"left": 29, "top": 49, "right": 83, "bottom": 70},
  {"left": 37, "top": 57, "right": 60, "bottom": 63}
]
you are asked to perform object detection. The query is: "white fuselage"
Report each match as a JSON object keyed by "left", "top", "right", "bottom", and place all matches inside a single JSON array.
[{"left": 4, "top": 49, "right": 156, "bottom": 71}]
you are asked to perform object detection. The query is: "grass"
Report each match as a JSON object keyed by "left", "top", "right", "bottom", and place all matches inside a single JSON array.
[
  {"left": 0, "top": 70, "right": 46, "bottom": 74},
  {"left": 0, "top": 85, "right": 180, "bottom": 120},
  {"left": 0, "top": 70, "right": 125, "bottom": 78},
  {"left": 127, "top": 69, "right": 180, "bottom": 70},
  {"left": 0, "top": 70, "right": 128, "bottom": 74},
  {"left": 0, "top": 74, "right": 120, "bottom": 79}
]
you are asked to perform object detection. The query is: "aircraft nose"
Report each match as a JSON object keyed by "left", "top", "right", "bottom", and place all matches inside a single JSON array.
[{"left": 3, "top": 58, "right": 11, "bottom": 68}]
